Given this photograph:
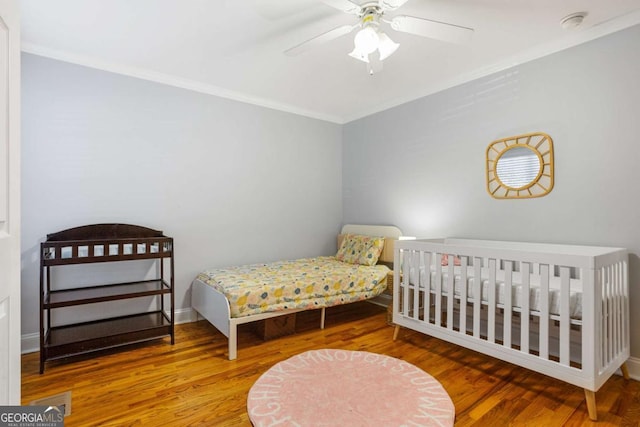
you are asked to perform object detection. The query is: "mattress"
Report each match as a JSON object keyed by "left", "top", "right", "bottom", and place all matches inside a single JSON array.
[
  {"left": 408, "top": 267, "right": 583, "bottom": 320},
  {"left": 197, "top": 256, "right": 390, "bottom": 318}
]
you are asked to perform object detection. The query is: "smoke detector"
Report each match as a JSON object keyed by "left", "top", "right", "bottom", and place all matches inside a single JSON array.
[{"left": 561, "top": 12, "right": 588, "bottom": 30}]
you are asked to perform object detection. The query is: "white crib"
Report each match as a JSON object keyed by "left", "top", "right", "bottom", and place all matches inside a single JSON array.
[{"left": 392, "top": 238, "right": 629, "bottom": 421}]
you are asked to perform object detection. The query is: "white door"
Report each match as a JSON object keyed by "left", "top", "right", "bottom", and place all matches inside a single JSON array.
[{"left": 0, "top": 0, "right": 20, "bottom": 405}]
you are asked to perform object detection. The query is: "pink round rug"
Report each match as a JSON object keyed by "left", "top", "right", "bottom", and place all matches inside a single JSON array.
[{"left": 247, "top": 349, "right": 455, "bottom": 426}]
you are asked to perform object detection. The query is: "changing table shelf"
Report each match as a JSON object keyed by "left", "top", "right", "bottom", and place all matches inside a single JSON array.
[
  {"left": 45, "top": 279, "right": 171, "bottom": 308},
  {"left": 39, "top": 224, "right": 175, "bottom": 373},
  {"left": 45, "top": 312, "right": 172, "bottom": 359}
]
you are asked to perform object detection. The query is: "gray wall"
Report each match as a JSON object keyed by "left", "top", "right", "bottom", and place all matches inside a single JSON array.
[
  {"left": 343, "top": 24, "right": 640, "bottom": 357},
  {"left": 21, "top": 54, "right": 343, "bottom": 337}
]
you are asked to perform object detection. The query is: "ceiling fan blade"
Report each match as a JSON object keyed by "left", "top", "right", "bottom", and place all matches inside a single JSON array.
[
  {"left": 390, "top": 15, "right": 473, "bottom": 44},
  {"left": 285, "top": 24, "right": 357, "bottom": 56},
  {"left": 379, "top": 0, "right": 410, "bottom": 11},
  {"left": 321, "top": 0, "right": 362, "bottom": 15}
]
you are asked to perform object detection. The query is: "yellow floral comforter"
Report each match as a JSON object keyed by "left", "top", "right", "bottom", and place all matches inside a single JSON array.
[{"left": 196, "top": 256, "right": 390, "bottom": 318}]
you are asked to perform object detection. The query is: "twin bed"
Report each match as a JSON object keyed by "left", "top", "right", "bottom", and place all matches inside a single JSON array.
[{"left": 191, "top": 225, "right": 400, "bottom": 360}]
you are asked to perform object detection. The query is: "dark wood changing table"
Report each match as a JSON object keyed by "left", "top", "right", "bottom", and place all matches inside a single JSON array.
[{"left": 39, "top": 224, "right": 174, "bottom": 373}]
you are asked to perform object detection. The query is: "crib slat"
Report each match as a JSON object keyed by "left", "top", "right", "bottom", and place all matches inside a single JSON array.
[
  {"left": 521, "top": 262, "right": 530, "bottom": 355},
  {"left": 393, "top": 247, "right": 401, "bottom": 323},
  {"left": 473, "top": 257, "right": 482, "bottom": 338},
  {"left": 621, "top": 260, "right": 629, "bottom": 352},
  {"left": 606, "top": 265, "right": 612, "bottom": 365},
  {"left": 613, "top": 263, "right": 618, "bottom": 360},
  {"left": 610, "top": 265, "right": 620, "bottom": 359},
  {"left": 619, "top": 262, "right": 624, "bottom": 355},
  {"left": 423, "top": 251, "right": 431, "bottom": 324},
  {"left": 582, "top": 264, "right": 598, "bottom": 384},
  {"left": 602, "top": 267, "right": 607, "bottom": 368},
  {"left": 413, "top": 251, "right": 420, "bottom": 321},
  {"left": 559, "top": 266, "right": 570, "bottom": 366},
  {"left": 435, "top": 254, "right": 442, "bottom": 326},
  {"left": 402, "top": 250, "right": 410, "bottom": 319},
  {"left": 613, "top": 263, "right": 620, "bottom": 358},
  {"left": 447, "top": 255, "right": 455, "bottom": 330},
  {"left": 620, "top": 262, "right": 626, "bottom": 354},
  {"left": 596, "top": 267, "right": 604, "bottom": 371},
  {"left": 488, "top": 258, "right": 497, "bottom": 343},
  {"left": 603, "top": 266, "right": 608, "bottom": 365},
  {"left": 504, "top": 261, "right": 513, "bottom": 349},
  {"left": 460, "top": 256, "right": 468, "bottom": 336},
  {"left": 624, "top": 260, "right": 630, "bottom": 351},
  {"left": 540, "top": 264, "right": 550, "bottom": 360},
  {"left": 616, "top": 261, "right": 625, "bottom": 356}
]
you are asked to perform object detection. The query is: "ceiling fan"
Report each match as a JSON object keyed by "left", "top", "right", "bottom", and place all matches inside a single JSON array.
[{"left": 284, "top": 0, "right": 474, "bottom": 74}]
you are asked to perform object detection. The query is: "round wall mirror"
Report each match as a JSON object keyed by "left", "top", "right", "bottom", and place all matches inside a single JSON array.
[
  {"left": 495, "top": 146, "right": 541, "bottom": 189},
  {"left": 486, "top": 132, "right": 554, "bottom": 199}
]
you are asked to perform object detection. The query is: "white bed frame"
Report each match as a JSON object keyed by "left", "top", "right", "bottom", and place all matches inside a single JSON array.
[
  {"left": 192, "top": 224, "right": 402, "bottom": 360},
  {"left": 393, "top": 238, "right": 629, "bottom": 421},
  {"left": 191, "top": 281, "right": 323, "bottom": 360}
]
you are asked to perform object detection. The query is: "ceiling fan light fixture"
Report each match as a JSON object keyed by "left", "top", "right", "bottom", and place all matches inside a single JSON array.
[
  {"left": 288, "top": 0, "right": 474, "bottom": 75},
  {"left": 377, "top": 32, "right": 399, "bottom": 61},
  {"left": 353, "top": 25, "right": 380, "bottom": 54}
]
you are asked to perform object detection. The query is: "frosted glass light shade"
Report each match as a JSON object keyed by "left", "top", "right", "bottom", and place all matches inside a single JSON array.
[
  {"left": 377, "top": 32, "right": 399, "bottom": 60},
  {"left": 354, "top": 26, "right": 379, "bottom": 54},
  {"left": 349, "top": 26, "right": 400, "bottom": 70}
]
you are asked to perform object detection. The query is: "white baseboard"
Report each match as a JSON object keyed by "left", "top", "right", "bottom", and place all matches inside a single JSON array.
[
  {"left": 21, "top": 307, "right": 197, "bottom": 355},
  {"left": 174, "top": 307, "right": 197, "bottom": 324},
  {"left": 624, "top": 356, "right": 640, "bottom": 381},
  {"left": 21, "top": 332, "right": 39, "bottom": 355}
]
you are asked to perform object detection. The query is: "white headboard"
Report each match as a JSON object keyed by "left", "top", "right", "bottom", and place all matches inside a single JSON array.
[{"left": 341, "top": 224, "right": 402, "bottom": 238}]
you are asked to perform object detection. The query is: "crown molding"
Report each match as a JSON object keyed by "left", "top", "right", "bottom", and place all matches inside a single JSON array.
[{"left": 20, "top": 42, "right": 344, "bottom": 124}]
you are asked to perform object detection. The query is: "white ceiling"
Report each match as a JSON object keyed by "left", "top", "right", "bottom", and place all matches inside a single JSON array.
[{"left": 20, "top": 0, "right": 640, "bottom": 123}]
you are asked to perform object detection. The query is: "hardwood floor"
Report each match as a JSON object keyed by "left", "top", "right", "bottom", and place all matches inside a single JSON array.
[{"left": 22, "top": 303, "right": 639, "bottom": 426}]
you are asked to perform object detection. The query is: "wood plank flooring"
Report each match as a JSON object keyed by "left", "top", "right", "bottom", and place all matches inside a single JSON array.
[{"left": 22, "top": 303, "right": 639, "bottom": 426}]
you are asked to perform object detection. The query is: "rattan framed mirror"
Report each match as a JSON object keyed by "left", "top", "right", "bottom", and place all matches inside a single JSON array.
[{"left": 486, "top": 132, "right": 554, "bottom": 199}]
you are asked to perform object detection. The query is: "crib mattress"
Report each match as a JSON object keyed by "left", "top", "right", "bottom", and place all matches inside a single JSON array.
[
  {"left": 197, "top": 256, "right": 390, "bottom": 318},
  {"left": 409, "top": 268, "right": 583, "bottom": 319}
]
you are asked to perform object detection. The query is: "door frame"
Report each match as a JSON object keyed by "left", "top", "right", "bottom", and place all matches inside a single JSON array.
[{"left": 0, "top": 0, "right": 21, "bottom": 405}]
